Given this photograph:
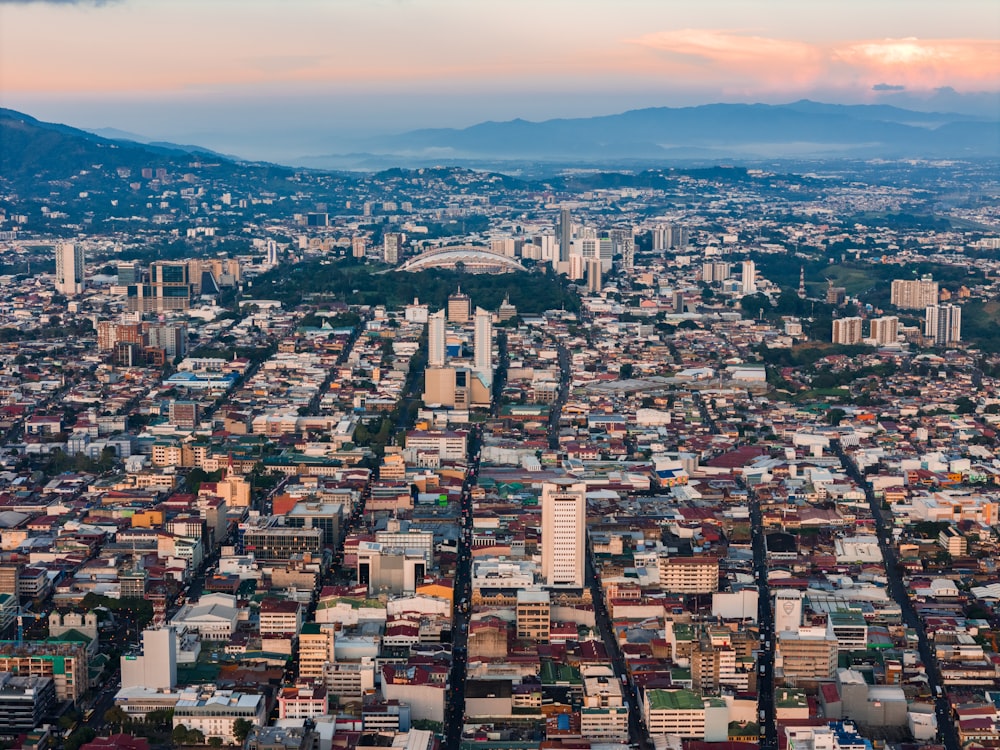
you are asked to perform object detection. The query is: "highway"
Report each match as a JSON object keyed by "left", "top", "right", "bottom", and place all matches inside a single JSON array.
[{"left": 833, "top": 440, "right": 958, "bottom": 750}]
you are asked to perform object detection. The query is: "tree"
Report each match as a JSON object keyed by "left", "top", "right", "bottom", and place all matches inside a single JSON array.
[
  {"left": 619, "top": 363, "right": 634, "bottom": 379},
  {"left": 104, "top": 706, "right": 130, "bottom": 732},
  {"left": 232, "top": 719, "right": 254, "bottom": 745},
  {"left": 826, "top": 408, "right": 847, "bottom": 426},
  {"left": 209, "top": 738, "right": 223, "bottom": 748}
]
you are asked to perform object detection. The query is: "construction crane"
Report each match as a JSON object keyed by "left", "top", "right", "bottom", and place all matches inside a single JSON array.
[{"left": 14, "top": 606, "right": 43, "bottom": 644}]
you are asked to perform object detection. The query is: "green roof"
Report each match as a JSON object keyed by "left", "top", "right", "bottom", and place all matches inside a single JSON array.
[
  {"left": 646, "top": 689, "right": 703, "bottom": 711},
  {"left": 301, "top": 623, "right": 322, "bottom": 635},
  {"left": 775, "top": 688, "right": 808, "bottom": 708}
]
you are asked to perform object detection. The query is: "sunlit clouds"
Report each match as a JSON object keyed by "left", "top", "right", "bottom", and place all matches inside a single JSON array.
[{"left": 628, "top": 30, "right": 1000, "bottom": 95}]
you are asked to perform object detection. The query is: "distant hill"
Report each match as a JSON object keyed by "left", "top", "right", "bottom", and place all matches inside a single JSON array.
[{"left": 313, "top": 100, "right": 999, "bottom": 165}]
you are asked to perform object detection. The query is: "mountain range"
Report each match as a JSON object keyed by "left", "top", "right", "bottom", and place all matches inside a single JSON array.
[
  {"left": 1, "top": 101, "right": 997, "bottom": 180},
  {"left": 298, "top": 99, "right": 999, "bottom": 169}
]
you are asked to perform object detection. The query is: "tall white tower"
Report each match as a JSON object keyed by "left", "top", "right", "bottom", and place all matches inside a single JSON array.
[
  {"left": 427, "top": 309, "right": 446, "bottom": 368},
  {"left": 741, "top": 260, "right": 756, "bottom": 296},
  {"left": 55, "top": 242, "right": 84, "bottom": 295},
  {"left": 541, "top": 481, "right": 587, "bottom": 589},
  {"left": 474, "top": 307, "right": 493, "bottom": 387},
  {"left": 265, "top": 239, "right": 279, "bottom": 267},
  {"left": 774, "top": 589, "right": 803, "bottom": 634}
]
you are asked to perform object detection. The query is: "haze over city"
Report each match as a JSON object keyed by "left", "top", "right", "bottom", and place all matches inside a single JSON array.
[{"left": 1, "top": 0, "right": 998, "bottom": 161}]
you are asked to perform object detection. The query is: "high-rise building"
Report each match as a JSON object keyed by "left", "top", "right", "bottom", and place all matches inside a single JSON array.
[
  {"left": 127, "top": 261, "right": 192, "bottom": 313},
  {"left": 740, "top": 260, "right": 756, "bottom": 295},
  {"left": 474, "top": 307, "right": 493, "bottom": 387},
  {"left": 891, "top": 277, "right": 938, "bottom": 310},
  {"left": 925, "top": 304, "right": 961, "bottom": 345},
  {"left": 145, "top": 322, "right": 189, "bottom": 358},
  {"left": 120, "top": 626, "right": 177, "bottom": 691},
  {"left": 869, "top": 316, "right": 899, "bottom": 346},
  {"left": 383, "top": 233, "right": 401, "bottom": 265},
  {"left": 541, "top": 481, "right": 586, "bottom": 589},
  {"left": 265, "top": 239, "right": 279, "bottom": 267},
  {"left": 774, "top": 589, "right": 803, "bottom": 634},
  {"left": 97, "top": 321, "right": 143, "bottom": 352},
  {"left": 352, "top": 237, "right": 367, "bottom": 258},
  {"left": 447, "top": 288, "right": 471, "bottom": 323},
  {"left": 559, "top": 208, "right": 572, "bottom": 264},
  {"left": 117, "top": 262, "right": 141, "bottom": 286},
  {"left": 586, "top": 257, "right": 602, "bottom": 294},
  {"left": 832, "top": 317, "right": 863, "bottom": 345},
  {"left": 54, "top": 243, "right": 84, "bottom": 295},
  {"left": 427, "top": 310, "right": 446, "bottom": 369}
]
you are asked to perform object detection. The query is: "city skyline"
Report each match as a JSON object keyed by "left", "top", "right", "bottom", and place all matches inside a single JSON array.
[{"left": 0, "top": 0, "right": 997, "bottom": 161}]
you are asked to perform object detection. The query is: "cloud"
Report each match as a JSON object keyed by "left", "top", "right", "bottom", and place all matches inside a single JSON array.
[
  {"left": 629, "top": 29, "right": 823, "bottom": 86},
  {"left": 872, "top": 83, "right": 905, "bottom": 91},
  {"left": 835, "top": 38, "right": 1000, "bottom": 89}
]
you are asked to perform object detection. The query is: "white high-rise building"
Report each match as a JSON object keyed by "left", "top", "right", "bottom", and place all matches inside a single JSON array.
[
  {"left": 265, "top": 239, "right": 279, "bottom": 267},
  {"left": 383, "top": 233, "right": 401, "bottom": 265},
  {"left": 740, "top": 260, "right": 756, "bottom": 295},
  {"left": 55, "top": 242, "right": 84, "bottom": 295},
  {"left": 832, "top": 317, "right": 863, "bottom": 345},
  {"left": 541, "top": 481, "right": 587, "bottom": 589},
  {"left": 774, "top": 590, "right": 803, "bottom": 634},
  {"left": 120, "top": 626, "right": 177, "bottom": 690},
  {"left": 891, "top": 277, "right": 938, "bottom": 310},
  {"left": 869, "top": 316, "right": 899, "bottom": 345},
  {"left": 427, "top": 310, "right": 446, "bottom": 368},
  {"left": 925, "top": 304, "right": 961, "bottom": 345},
  {"left": 474, "top": 306, "right": 493, "bottom": 387}
]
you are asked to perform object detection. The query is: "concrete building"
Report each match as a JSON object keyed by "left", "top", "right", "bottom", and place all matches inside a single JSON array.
[
  {"left": 925, "top": 303, "right": 961, "bottom": 345},
  {"left": 356, "top": 542, "right": 427, "bottom": 596},
  {"left": 0, "top": 641, "right": 89, "bottom": 702},
  {"left": 581, "top": 666, "right": 629, "bottom": 740},
  {"left": 776, "top": 628, "right": 838, "bottom": 684},
  {"left": 427, "top": 310, "right": 446, "bottom": 368},
  {"left": 381, "top": 664, "right": 447, "bottom": 724},
  {"left": 473, "top": 307, "right": 493, "bottom": 388},
  {"left": 173, "top": 686, "right": 268, "bottom": 744},
  {"left": 832, "top": 317, "right": 863, "bottom": 345},
  {"left": 516, "top": 589, "right": 550, "bottom": 642},
  {"left": 891, "top": 277, "right": 938, "bottom": 309},
  {"left": 740, "top": 260, "right": 756, "bottom": 295},
  {"left": 0, "top": 673, "right": 56, "bottom": 734},
  {"left": 55, "top": 242, "right": 84, "bottom": 295},
  {"left": 774, "top": 590, "right": 803, "bottom": 634},
  {"left": 121, "top": 627, "right": 177, "bottom": 691},
  {"left": 658, "top": 557, "right": 719, "bottom": 594},
  {"left": 869, "top": 316, "right": 899, "bottom": 345},
  {"left": 541, "top": 482, "right": 587, "bottom": 589},
  {"left": 447, "top": 288, "right": 471, "bottom": 323}
]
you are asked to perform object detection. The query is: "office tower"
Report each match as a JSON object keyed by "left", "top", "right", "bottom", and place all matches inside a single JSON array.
[
  {"left": 474, "top": 307, "right": 493, "bottom": 387},
  {"left": 599, "top": 237, "right": 614, "bottom": 267},
  {"left": 127, "top": 261, "right": 192, "bottom": 313},
  {"left": 702, "top": 262, "right": 731, "bottom": 283},
  {"left": 826, "top": 281, "right": 847, "bottom": 306},
  {"left": 352, "top": 237, "right": 367, "bottom": 258},
  {"left": 890, "top": 277, "right": 938, "bottom": 310},
  {"left": 265, "top": 239, "right": 279, "bottom": 267},
  {"left": 925, "top": 304, "right": 961, "bottom": 345},
  {"left": 559, "top": 207, "right": 572, "bottom": 263},
  {"left": 427, "top": 310, "right": 446, "bottom": 368},
  {"left": 97, "top": 320, "right": 143, "bottom": 352},
  {"left": 120, "top": 626, "right": 177, "bottom": 691},
  {"left": 145, "top": 321, "right": 189, "bottom": 358},
  {"left": 383, "top": 233, "right": 401, "bottom": 265},
  {"left": 740, "top": 260, "right": 756, "bottom": 295},
  {"left": 774, "top": 590, "right": 803, "bottom": 634},
  {"left": 586, "top": 258, "right": 602, "bottom": 294},
  {"left": 541, "top": 481, "right": 587, "bottom": 588},
  {"left": 869, "top": 316, "right": 899, "bottom": 346},
  {"left": 447, "top": 288, "right": 471, "bottom": 323},
  {"left": 54, "top": 243, "right": 84, "bottom": 295},
  {"left": 117, "top": 262, "right": 141, "bottom": 286},
  {"left": 668, "top": 225, "right": 688, "bottom": 251},
  {"left": 832, "top": 317, "right": 863, "bottom": 345},
  {"left": 619, "top": 236, "right": 635, "bottom": 270}
]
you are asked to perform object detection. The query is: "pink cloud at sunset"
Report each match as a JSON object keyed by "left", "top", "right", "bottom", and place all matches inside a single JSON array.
[{"left": 629, "top": 30, "right": 1000, "bottom": 93}]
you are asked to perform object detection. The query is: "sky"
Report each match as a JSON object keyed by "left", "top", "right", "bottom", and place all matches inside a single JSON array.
[{"left": 1, "top": 0, "right": 998, "bottom": 162}]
